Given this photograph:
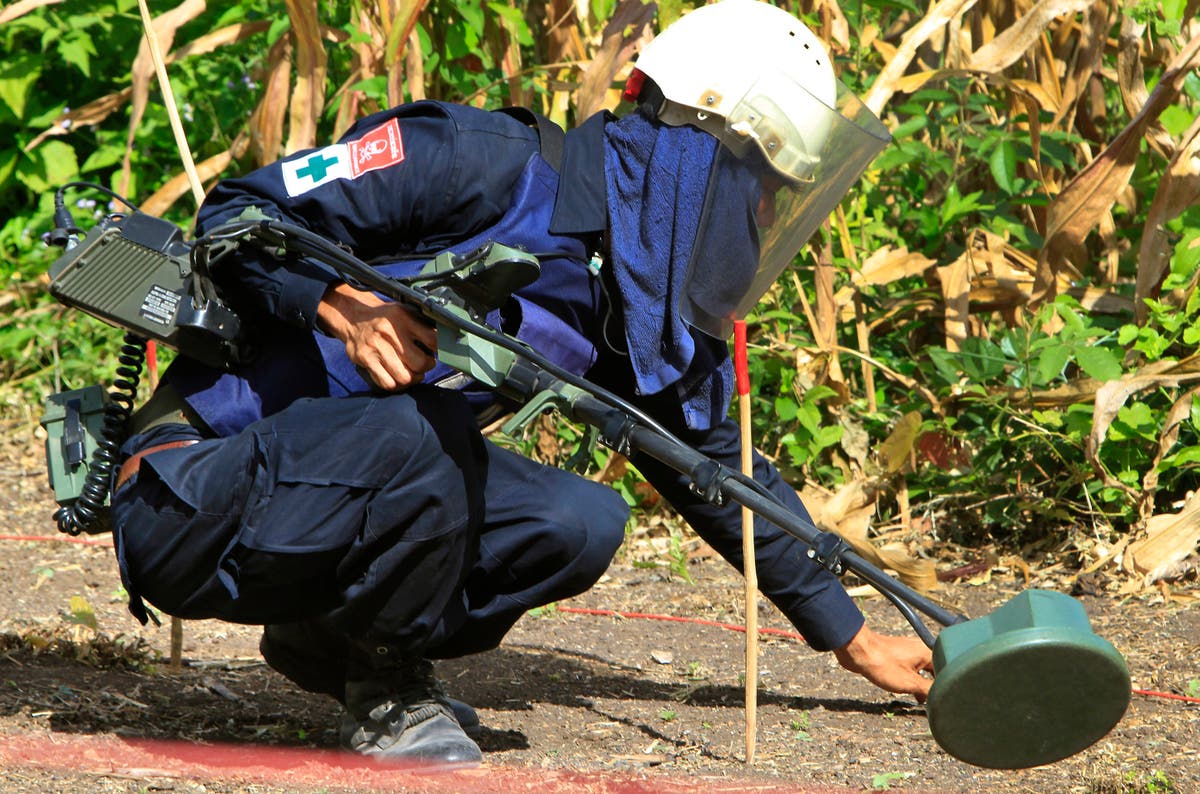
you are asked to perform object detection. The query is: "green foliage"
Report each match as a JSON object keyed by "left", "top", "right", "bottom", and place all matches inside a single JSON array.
[{"left": 2, "top": 0, "right": 1198, "bottom": 556}]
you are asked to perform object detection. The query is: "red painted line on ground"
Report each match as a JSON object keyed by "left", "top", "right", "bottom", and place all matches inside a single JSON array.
[
  {"left": 1133, "top": 688, "right": 1200, "bottom": 704},
  {"left": 0, "top": 533, "right": 113, "bottom": 546},
  {"left": 0, "top": 733, "right": 846, "bottom": 793}
]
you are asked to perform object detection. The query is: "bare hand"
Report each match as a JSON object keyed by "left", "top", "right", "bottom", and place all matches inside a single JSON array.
[
  {"left": 833, "top": 624, "right": 934, "bottom": 703},
  {"left": 317, "top": 282, "right": 438, "bottom": 391}
]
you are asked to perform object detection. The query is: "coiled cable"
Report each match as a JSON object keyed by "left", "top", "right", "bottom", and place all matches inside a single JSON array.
[{"left": 53, "top": 333, "right": 146, "bottom": 536}]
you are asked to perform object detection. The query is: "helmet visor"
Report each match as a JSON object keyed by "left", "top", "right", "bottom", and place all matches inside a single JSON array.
[{"left": 680, "top": 81, "right": 891, "bottom": 339}]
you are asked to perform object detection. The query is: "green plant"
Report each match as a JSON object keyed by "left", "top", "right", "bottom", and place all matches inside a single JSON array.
[
  {"left": 871, "top": 771, "right": 914, "bottom": 791},
  {"left": 666, "top": 533, "right": 694, "bottom": 583},
  {"left": 526, "top": 602, "right": 558, "bottom": 618},
  {"left": 1145, "top": 769, "right": 1175, "bottom": 793},
  {"left": 789, "top": 711, "right": 812, "bottom": 742}
]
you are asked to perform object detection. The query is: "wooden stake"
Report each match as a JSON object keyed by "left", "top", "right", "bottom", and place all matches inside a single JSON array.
[{"left": 734, "top": 320, "right": 757, "bottom": 764}]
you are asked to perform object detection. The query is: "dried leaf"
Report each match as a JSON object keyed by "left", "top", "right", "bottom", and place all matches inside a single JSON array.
[
  {"left": 0, "top": 0, "right": 62, "bottom": 25},
  {"left": 1116, "top": 16, "right": 1176, "bottom": 160},
  {"left": 1034, "top": 30, "right": 1200, "bottom": 302},
  {"left": 852, "top": 246, "right": 934, "bottom": 287},
  {"left": 575, "top": 0, "right": 655, "bottom": 118},
  {"left": 284, "top": 0, "right": 327, "bottom": 155},
  {"left": 878, "top": 411, "right": 922, "bottom": 474},
  {"left": 813, "top": 235, "right": 844, "bottom": 384},
  {"left": 864, "top": 0, "right": 980, "bottom": 115},
  {"left": 967, "top": 0, "right": 1094, "bottom": 73},
  {"left": 936, "top": 251, "right": 971, "bottom": 351},
  {"left": 250, "top": 37, "right": 292, "bottom": 168},
  {"left": 818, "top": 0, "right": 852, "bottom": 53},
  {"left": 382, "top": 1, "right": 428, "bottom": 109},
  {"left": 1051, "top": 0, "right": 1109, "bottom": 128},
  {"left": 179, "top": 20, "right": 272, "bottom": 59},
  {"left": 1123, "top": 491, "right": 1200, "bottom": 584},
  {"left": 24, "top": 88, "right": 134, "bottom": 152},
  {"left": 799, "top": 479, "right": 937, "bottom": 590},
  {"left": 67, "top": 595, "right": 97, "bottom": 629},
  {"left": 1006, "top": 76, "right": 1061, "bottom": 116}
]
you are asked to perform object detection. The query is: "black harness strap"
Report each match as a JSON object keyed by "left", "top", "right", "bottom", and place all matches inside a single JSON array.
[{"left": 496, "top": 106, "right": 566, "bottom": 172}]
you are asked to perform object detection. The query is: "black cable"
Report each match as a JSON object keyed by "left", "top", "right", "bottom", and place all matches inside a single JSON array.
[
  {"left": 53, "top": 333, "right": 145, "bottom": 536},
  {"left": 201, "top": 218, "right": 791, "bottom": 510}
]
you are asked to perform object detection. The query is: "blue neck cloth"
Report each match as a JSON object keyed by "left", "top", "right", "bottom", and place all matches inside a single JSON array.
[{"left": 604, "top": 111, "right": 751, "bottom": 430}]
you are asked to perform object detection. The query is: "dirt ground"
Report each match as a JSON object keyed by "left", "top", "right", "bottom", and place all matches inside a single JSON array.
[{"left": 1, "top": 419, "right": 1198, "bottom": 794}]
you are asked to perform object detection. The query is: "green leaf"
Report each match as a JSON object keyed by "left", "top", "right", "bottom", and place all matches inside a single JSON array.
[
  {"left": 18, "top": 140, "right": 78, "bottom": 193},
  {"left": 60, "top": 32, "right": 98, "bottom": 78},
  {"left": 1158, "top": 445, "right": 1200, "bottom": 469},
  {"left": 1031, "top": 408, "right": 1063, "bottom": 429},
  {"left": 0, "top": 55, "right": 41, "bottom": 120},
  {"left": 926, "top": 346, "right": 963, "bottom": 384},
  {"left": 1109, "top": 402, "right": 1156, "bottom": 442},
  {"left": 266, "top": 16, "right": 291, "bottom": 46},
  {"left": 489, "top": 3, "right": 532, "bottom": 44},
  {"left": 459, "top": 2, "right": 486, "bottom": 34},
  {"left": 1073, "top": 345, "right": 1122, "bottom": 381},
  {"left": 890, "top": 115, "right": 928, "bottom": 139},
  {"left": 80, "top": 145, "right": 126, "bottom": 174},
  {"left": 0, "top": 148, "right": 17, "bottom": 189},
  {"left": 1035, "top": 343, "right": 1070, "bottom": 385},
  {"left": 989, "top": 140, "right": 1018, "bottom": 195},
  {"left": 803, "top": 385, "right": 838, "bottom": 403},
  {"left": 959, "top": 337, "right": 1007, "bottom": 382},
  {"left": 815, "top": 424, "right": 844, "bottom": 450},
  {"left": 774, "top": 396, "right": 799, "bottom": 422}
]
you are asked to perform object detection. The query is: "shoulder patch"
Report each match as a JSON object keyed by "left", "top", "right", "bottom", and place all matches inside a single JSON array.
[{"left": 282, "top": 118, "right": 405, "bottom": 197}]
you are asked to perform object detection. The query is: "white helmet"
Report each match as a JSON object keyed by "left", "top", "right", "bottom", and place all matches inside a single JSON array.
[
  {"left": 627, "top": 0, "right": 838, "bottom": 184},
  {"left": 624, "top": 0, "right": 893, "bottom": 339}
]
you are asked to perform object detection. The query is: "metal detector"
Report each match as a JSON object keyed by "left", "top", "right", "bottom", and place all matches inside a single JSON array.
[{"left": 45, "top": 208, "right": 1132, "bottom": 769}]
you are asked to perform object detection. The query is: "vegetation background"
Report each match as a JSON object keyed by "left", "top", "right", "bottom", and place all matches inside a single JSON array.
[{"left": 1, "top": 0, "right": 1198, "bottom": 591}]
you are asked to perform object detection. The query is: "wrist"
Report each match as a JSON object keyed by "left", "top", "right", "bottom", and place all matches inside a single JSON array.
[
  {"left": 317, "top": 282, "right": 376, "bottom": 339},
  {"left": 833, "top": 624, "right": 875, "bottom": 671}
]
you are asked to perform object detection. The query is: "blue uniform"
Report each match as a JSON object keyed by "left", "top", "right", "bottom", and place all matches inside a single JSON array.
[{"left": 110, "top": 101, "right": 863, "bottom": 676}]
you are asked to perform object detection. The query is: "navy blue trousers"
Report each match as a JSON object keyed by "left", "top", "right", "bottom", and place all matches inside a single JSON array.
[{"left": 111, "top": 388, "right": 628, "bottom": 665}]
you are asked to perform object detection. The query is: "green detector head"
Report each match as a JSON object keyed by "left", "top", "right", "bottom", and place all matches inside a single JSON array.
[{"left": 926, "top": 589, "right": 1130, "bottom": 769}]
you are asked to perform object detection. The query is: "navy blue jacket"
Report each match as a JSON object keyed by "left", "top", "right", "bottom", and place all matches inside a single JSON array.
[{"left": 179, "top": 100, "right": 863, "bottom": 651}]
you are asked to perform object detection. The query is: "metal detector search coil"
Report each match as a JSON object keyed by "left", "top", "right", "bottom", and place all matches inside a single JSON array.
[{"left": 926, "top": 589, "right": 1130, "bottom": 769}]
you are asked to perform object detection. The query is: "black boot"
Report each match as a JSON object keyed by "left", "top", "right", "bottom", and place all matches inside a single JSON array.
[
  {"left": 341, "top": 645, "right": 482, "bottom": 767},
  {"left": 260, "top": 622, "right": 482, "bottom": 737}
]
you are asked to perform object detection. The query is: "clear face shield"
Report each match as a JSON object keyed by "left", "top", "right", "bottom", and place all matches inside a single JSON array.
[{"left": 678, "top": 79, "right": 891, "bottom": 339}]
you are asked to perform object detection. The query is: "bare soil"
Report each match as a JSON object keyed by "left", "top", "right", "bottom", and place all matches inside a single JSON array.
[{"left": 1, "top": 421, "right": 1197, "bottom": 793}]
